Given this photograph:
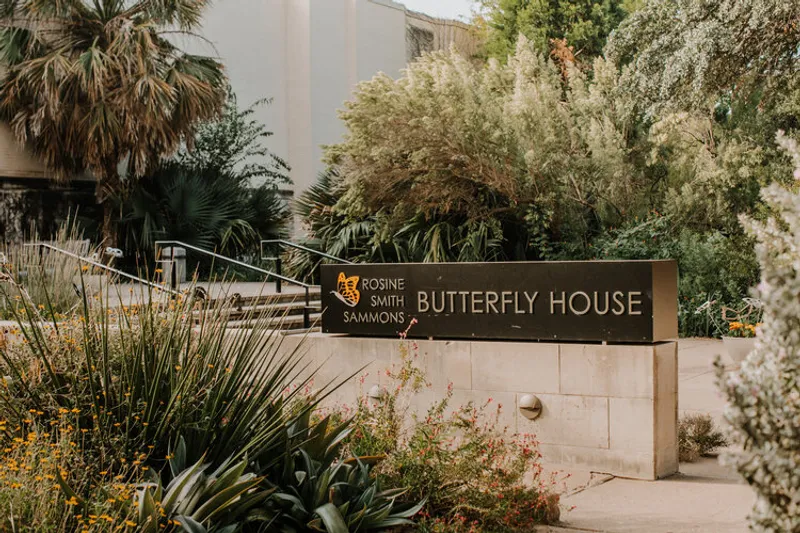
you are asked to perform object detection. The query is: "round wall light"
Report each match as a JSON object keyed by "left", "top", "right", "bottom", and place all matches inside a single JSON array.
[
  {"left": 367, "top": 384, "right": 387, "bottom": 401},
  {"left": 519, "top": 394, "right": 543, "bottom": 420}
]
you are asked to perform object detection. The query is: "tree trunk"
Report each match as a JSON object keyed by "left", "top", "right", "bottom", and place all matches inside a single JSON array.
[
  {"left": 96, "top": 167, "right": 120, "bottom": 249},
  {"left": 101, "top": 199, "right": 118, "bottom": 248}
]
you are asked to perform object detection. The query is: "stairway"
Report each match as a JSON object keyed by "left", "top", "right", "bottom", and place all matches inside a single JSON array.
[{"left": 199, "top": 288, "right": 323, "bottom": 331}]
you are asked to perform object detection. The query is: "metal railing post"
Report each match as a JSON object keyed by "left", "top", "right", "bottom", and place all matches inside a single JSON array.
[
  {"left": 24, "top": 243, "right": 180, "bottom": 296},
  {"left": 170, "top": 246, "right": 177, "bottom": 292},
  {"left": 303, "top": 286, "right": 310, "bottom": 329},
  {"left": 155, "top": 240, "right": 315, "bottom": 299},
  {"left": 275, "top": 256, "right": 282, "bottom": 294}
]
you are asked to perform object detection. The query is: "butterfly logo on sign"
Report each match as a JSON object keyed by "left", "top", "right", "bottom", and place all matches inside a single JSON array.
[{"left": 333, "top": 272, "right": 360, "bottom": 308}]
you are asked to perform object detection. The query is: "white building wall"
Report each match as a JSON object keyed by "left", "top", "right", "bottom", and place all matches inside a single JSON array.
[
  {"left": 199, "top": 0, "right": 413, "bottom": 196},
  {"left": 285, "top": 0, "right": 313, "bottom": 196},
  {"left": 308, "top": 0, "right": 351, "bottom": 186},
  {"left": 355, "top": 0, "right": 407, "bottom": 82},
  {"left": 187, "top": 0, "right": 290, "bottom": 173}
]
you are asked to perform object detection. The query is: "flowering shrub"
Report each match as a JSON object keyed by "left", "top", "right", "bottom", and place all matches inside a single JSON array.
[
  {"left": 716, "top": 132, "right": 800, "bottom": 531},
  {"left": 0, "top": 273, "right": 422, "bottom": 531},
  {"left": 725, "top": 322, "right": 758, "bottom": 339},
  {"left": 0, "top": 413, "right": 138, "bottom": 531},
  {"left": 0, "top": 279, "right": 313, "bottom": 472},
  {"left": 340, "top": 343, "right": 558, "bottom": 533}
]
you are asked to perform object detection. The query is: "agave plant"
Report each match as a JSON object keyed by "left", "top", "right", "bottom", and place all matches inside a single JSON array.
[
  {"left": 270, "top": 454, "right": 423, "bottom": 532},
  {"left": 266, "top": 414, "right": 424, "bottom": 532},
  {"left": 134, "top": 438, "right": 272, "bottom": 533}
]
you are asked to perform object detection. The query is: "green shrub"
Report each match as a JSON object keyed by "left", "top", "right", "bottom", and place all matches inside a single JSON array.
[
  {"left": 120, "top": 92, "right": 290, "bottom": 260},
  {"left": 591, "top": 213, "right": 759, "bottom": 337},
  {"left": 716, "top": 133, "right": 800, "bottom": 530},
  {"left": 678, "top": 414, "right": 728, "bottom": 463}
]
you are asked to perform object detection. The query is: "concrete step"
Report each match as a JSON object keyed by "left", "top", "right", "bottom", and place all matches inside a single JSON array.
[
  {"left": 218, "top": 300, "right": 322, "bottom": 322},
  {"left": 207, "top": 290, "right": 322, "bottom": 307},
  {"left": 225, "top": 313, "right": 323, "bottom": 331}
]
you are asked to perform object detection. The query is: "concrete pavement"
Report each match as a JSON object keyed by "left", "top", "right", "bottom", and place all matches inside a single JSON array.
[{"left": 546, "top": 338, "right": 755, "bottom": 533}]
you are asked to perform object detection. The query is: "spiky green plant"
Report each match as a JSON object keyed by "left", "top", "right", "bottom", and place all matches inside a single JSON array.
[
  {"left": 133, "top": 438, "right": 273, "bottom": 533},
  {"left": 266, "top": 413, "right": 424, "bottom": 532},
  {"left": 0, "top": 276, "right": 319, "bottom": 474}
]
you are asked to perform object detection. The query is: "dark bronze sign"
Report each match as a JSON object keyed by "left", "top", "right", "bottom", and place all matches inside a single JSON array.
[{"left": 320, "top": 261, "right": 677, "bottom": 343}]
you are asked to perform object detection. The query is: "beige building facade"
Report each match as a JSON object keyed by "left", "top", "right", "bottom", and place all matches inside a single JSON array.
[{"left": 0, "top": 0, "right": 476, "bottom": 198}]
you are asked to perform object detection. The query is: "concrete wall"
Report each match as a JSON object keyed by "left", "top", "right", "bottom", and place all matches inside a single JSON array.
[
  {"left": 279, "top": 334, "right": 679, "bottom": 480},
  {"left": 0, "top": 124, "right": 47, "bottom": 180}
]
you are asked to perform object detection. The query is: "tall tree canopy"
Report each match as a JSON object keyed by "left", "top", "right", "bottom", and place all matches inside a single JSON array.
[
  {"left": 606, "top": 0, "right": 800, "bottom": 118},
  {"left": 475, "top": 0, "right": 631, "bottom": 61},
  {"left": 0, "top": 0, "right": 228, "bottom": 244}
]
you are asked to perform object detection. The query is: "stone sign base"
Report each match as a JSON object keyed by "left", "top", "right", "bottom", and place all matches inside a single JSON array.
[{"left": 278, "top": 334, "right": 678, "bottom": 480}]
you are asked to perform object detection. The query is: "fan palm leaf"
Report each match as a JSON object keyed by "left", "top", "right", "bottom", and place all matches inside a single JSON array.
[{"left": 0, "top": 0, "right": 227, "bottom": 244}]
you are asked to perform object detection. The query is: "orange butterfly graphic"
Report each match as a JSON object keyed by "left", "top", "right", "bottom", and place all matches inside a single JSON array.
[{"left": 333, "top": 272, "right": 360, "bottom": 307}]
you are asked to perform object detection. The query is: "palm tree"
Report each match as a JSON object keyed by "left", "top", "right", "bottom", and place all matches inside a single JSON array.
[{"left": 0, "top": 0, "right": 227, "bottom": 245}]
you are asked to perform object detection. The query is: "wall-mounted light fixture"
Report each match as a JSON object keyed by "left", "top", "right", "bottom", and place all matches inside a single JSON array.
[
  {"left": 368, "top": 384, "right": 387, "bottom": 401},
  {"left": 519, "top": 394, "right": 542, "bottom": 420}
]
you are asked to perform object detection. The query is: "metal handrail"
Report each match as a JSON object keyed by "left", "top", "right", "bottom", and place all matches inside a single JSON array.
[
  {"left": 260, "top": 239, "right": 353, "bottom": 265},
  {"left": 24, "top": 243, "right": 180, "bottom": 296},
  {"left": 156, "top": 241, "right": 313, "bottom": 289},
  {"left": 154, "top": 240, "right": 318, "bottom": 328}
]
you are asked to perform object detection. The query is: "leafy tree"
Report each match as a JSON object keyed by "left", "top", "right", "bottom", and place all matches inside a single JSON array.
[
  {"left": 604, "top": 0, "right": 800, "bottom": 230},
  {"left": 0, "top": 0, "right": 227, "bottom": 245},
  {"left": 176, "top": 91, "right": 290, "bottom": 188},
  {"left": 303, "top": 38, "right": 769, "bottom": 339},
  {"left": 474, "top": 0, "right": 630, "bottom": 61}
]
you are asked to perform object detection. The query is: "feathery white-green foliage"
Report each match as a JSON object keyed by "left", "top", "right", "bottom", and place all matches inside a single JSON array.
[
  {"left": 606, "top": 0, "right": 800, "bottom": 117},
  {"left": 717, "top": 132, "right": 800, "bottom": 531},
  {"left": 327, "top": 37, "right": 640, "bottom": 248}
]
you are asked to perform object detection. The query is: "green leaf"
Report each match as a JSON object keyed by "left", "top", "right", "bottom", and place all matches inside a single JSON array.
[
  {"left": 163, "top": 459, "right": 208, "bottom": 513},
  {"left": 314, "top": 503, "right": 349, "bottom": 533},
  {"left": 193, "top": 476, "right": 261, "bottom": 522},
  {"left": 170, "top": 435, "right": 188, "bottom": 478},
  {"left": 202, "top": 458, "right": 249, "bottom": 498},
  {"left": 137, "top": 486, "right": 159, "bottom": 533},
  {"left": 174, "top": 515, "right": 207, "bottom": 533},
  {"left": 55, "top": 469, "right": 85, "bottom": 508}
]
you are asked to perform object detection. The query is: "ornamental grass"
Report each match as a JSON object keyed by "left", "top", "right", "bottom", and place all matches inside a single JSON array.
[{"left": 0, "top": 274, "right": 319, "bottom": 531}]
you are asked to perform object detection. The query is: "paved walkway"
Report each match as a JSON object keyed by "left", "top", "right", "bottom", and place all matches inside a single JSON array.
[{"left": 548, "top": 339, "right": 754, "bottom": 533}]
